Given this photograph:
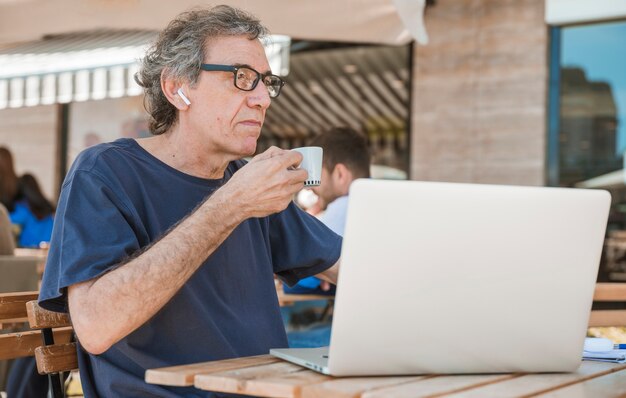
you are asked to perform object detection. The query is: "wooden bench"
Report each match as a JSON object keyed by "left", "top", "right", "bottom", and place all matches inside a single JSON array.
[{"left": 0, "top": 291, "right": 77, "bottom": 398}]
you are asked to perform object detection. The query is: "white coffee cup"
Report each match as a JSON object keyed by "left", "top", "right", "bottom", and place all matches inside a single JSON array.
[{"left": 291, "top": 146, "right": 323, "bottom": 187}]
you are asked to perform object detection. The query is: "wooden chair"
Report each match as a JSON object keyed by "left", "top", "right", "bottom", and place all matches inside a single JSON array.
[
  {"left": 590, "top": 283, "right": 626, "bottom": 327},
  {"left": 0, "top": 291, "right": 76, "bottom": 398}
]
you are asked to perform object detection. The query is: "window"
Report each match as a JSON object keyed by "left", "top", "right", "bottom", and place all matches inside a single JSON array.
[
  {"left": 556, "top": 21, "right": 626, "bottom": 187},
  {"left": 550, "top": 21, "right": 626, "bottom": 280}
]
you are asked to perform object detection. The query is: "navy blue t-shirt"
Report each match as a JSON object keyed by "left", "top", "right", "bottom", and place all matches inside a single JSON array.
[{"left": 39, "top": 138, "right": 342, "bottom": 397}]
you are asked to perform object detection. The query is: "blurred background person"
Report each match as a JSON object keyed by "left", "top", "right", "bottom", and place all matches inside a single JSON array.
[
  {"left": 0, "top": 147, "right": 19, "bottom": 214},
  {"left": 10, "top": 174, "right": 55, "bottom": 248},
  {"left": 0, "top": 146, "right": 22, "bottom": 243},
  {"left": 311, "top": 126, "right": 371, "bottom": 236},
  {"left": 296, "top": 188, "right": 323, "bottom": 216},
  {"left": 286, "top": 126, "right": 371, "bottom": 295},
  {"left": 0, "top": 203, "right": 15, "bottom": 254},
  {"left": 283, "top": 127, "right": 370, "bottom": 349},
  {"left": 83, "top": 131, "right": 103, "bottom": 148},
  {"left": 0, "top": 146, "right": 55, "bottom": 248}
]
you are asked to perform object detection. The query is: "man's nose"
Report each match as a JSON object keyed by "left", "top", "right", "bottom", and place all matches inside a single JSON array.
[{"left": 247, "top": 82, "right": 272, "bottom": 109}]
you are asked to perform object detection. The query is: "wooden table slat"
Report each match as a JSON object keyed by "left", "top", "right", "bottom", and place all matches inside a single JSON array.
[
  {"left": 361, "top": 374, "right": 518, "bottom": 398},
  {"left": 535, "top": 367, "right": 626, "bottom": 398},
  {"left": 145, "top": 355, "right": 279, "bottom": 387},
  {"left": 245, "top": 370, "right": 334, "bottom": 398},
  {"left": 441, "top": 362, "right": 626, "bottom": 398},
  {"left": 300, "top": 375, "right": 425, "bottom": 398},
  {"left": 195, "top": 361, "right": 306, "bottom": 395},
  {"left": 0, "top": 326, "right": 72, "bottom": 361}
]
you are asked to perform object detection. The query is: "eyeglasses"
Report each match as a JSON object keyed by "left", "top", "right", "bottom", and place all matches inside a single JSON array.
[{"left": 200, "top": 64, "right": 285, "bottom": 98}]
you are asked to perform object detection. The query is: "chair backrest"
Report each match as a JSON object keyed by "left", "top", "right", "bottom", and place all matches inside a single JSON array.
[
  {"left": 0, "top": 291, "right": 76, "bottom": 398},
  {"left": 25, "top": 300, "right": 77, "bottom": 375},
  {"left": 589, "top": 283, "right": 626, "bottom": 327},
  {"left": 0, "top": 291, "right": 44, "bottom": 360}
]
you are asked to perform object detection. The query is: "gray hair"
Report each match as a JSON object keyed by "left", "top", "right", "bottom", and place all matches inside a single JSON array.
[{"left": 135, "top": 5, "right": 270, "bottom": 135}]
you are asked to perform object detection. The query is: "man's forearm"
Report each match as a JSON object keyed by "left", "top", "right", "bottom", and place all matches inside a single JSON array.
[{"left": 68, "top": 189, "right": 243, "bottom": 355}]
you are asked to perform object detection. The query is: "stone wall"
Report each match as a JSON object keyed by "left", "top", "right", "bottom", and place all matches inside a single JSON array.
[{"left": 411, "top": 0, "right": 548, "bottom": 185}]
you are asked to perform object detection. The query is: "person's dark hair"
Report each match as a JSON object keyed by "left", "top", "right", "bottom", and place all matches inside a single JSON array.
[
  {"left": 0, "top": 147, "right": 19, "bottom": 212},
  {"left": 18, "top": 174, "right": 54, "bottom": 220},
  {"left": 135, "top": 5, "right": 269, "bottom": 135},
  {"left": 309, "top": 127, "right": 371, "bottom": 178}
]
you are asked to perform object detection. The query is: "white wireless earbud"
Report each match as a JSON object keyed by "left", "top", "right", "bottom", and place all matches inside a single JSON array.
[{"left": 177, "top": 88, "right": 191, "bottom": 106}]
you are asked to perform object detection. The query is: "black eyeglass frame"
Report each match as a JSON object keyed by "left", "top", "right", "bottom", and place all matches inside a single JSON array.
[{"left": 200, "top": 63, "right": 286, "bottom": 98}]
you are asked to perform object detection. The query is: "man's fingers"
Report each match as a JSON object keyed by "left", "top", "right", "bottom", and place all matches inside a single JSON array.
[
  {"left": 251, "top": 146, "right": 286, "bottom": 163},
  {"left": 272, "top": 150, "right": 303, "bottom": 170},
  {"left": 250, "top": 147, "right": 303, "bottom": 173},
  {"left": 287, "top": 168, "right": 308, "bottom": 183}
]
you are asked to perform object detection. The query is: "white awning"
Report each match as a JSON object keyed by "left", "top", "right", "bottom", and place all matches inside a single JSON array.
[
  {"left": 0, "top": 30, "right": 151, "bottom": 108},
  {"left": 0, "top": 31, "right": 291, "bottom": 109},
  {"left": 0, "top": 1, "right": 427, "bottom": 110},
  {"left": 0, "top": 0, "right": 428, "bottom": 46},
  {"left": 546, "top": 0, "right": 626, "bottom": 25}
]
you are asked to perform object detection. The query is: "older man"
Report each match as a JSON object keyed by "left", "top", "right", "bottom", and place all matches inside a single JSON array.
[{"left": 39, "top": 6, "right": 341, "bottom": 397}]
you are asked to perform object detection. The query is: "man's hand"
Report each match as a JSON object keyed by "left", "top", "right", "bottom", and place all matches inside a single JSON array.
[{"left": 217, "top": 147, "right": 308, "bottom": 220}]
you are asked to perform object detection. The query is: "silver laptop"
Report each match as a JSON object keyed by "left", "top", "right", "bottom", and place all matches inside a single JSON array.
[{"left": 271, "top": 179, "right": 611, "bottom": 376}]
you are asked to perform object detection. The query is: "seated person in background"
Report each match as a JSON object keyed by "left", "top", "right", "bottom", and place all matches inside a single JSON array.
[
  {"left": 285, "top": 127, "right": 370, "bottom": 295},
  {"left": 0, "top": 203, "right": 15, "bottom": 254},
  {"left": 10, "top": 173, "right": 54, "bottom": 248},
  {"left": 0, "top": 146, "right": 19, "bottom": 214}
]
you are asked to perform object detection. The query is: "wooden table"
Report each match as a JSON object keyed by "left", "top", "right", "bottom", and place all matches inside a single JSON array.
[
  {"left": 146, "top": 355, "right": 626, "bottom": 397},
  {"left": 13, "top": 248, "right": 48, "bottom": 258}
]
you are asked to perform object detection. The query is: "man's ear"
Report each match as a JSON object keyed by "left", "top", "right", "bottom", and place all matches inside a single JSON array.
[
  {"left": 160, "top": 71, "right": 189, "bottom": 110},
  {"left": 334, "top": 163, "right": 350, "bottom": 180},
  {"left": 333, "top": 163, "right": 354, "bottom": 194}
]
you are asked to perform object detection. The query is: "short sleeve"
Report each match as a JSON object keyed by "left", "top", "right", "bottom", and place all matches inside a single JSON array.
[
  {"left": 269, "top": 202, "right": 342, "bottom": 286},
  {"left": 39, "top": 170, "right": 142, "bottom": 312}
]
